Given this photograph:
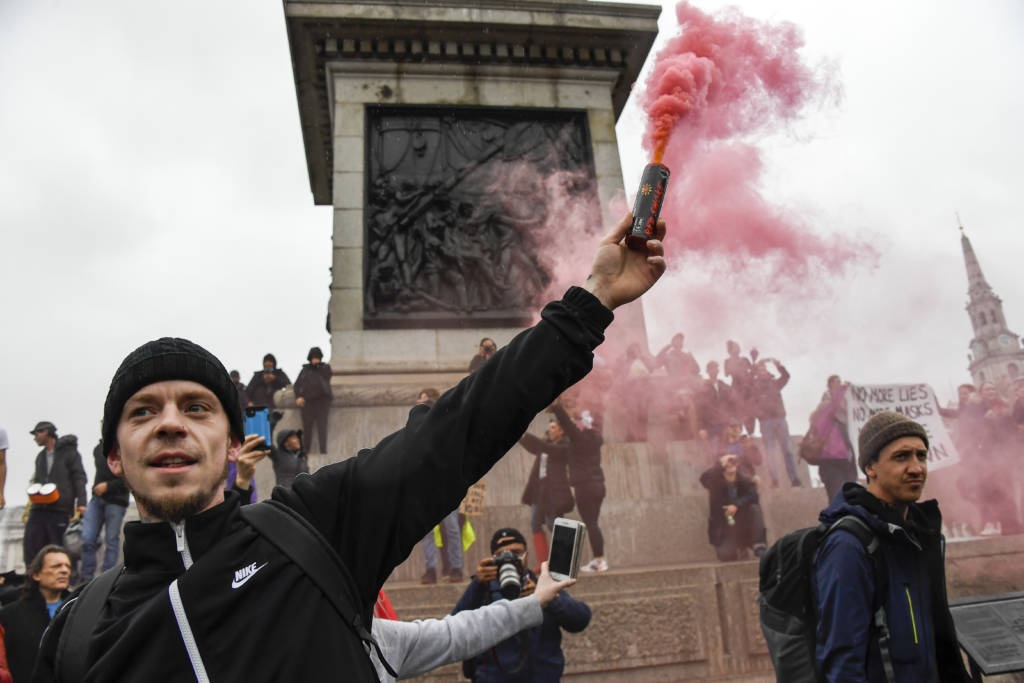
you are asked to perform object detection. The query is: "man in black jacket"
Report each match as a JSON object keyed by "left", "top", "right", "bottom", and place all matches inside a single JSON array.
[
  {"left": 0, "top": 545, "right": 71, "bottom": 682},
  {"left": 25, "top": 423, "right": 87, "bottom": 566},
  {"left": 246, "top": 353, "right": 291, "bottom": 407},
  {"left": 79, "top": 440, "right": 131, "bottom": 583},
  {"left": 229, "top": 370, "right": 248, "bottom": 416},
  {"left": 294, "top": 346, "right": 333, "bottom": 454},
  {"left": 34, "top": 215, "right": 666, "bottom": 680},
  {"left": 247, "top": 353, "right": 291, "bottom": 436}
]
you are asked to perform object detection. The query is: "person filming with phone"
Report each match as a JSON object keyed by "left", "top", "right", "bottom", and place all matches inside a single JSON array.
[{"left": 453, "top": 528, "right": 591, "bottom": 682}]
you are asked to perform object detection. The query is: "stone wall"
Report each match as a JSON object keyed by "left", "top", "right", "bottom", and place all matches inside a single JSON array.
[{"left": 261, "top": 392, "right": 824, "bottom": 584}]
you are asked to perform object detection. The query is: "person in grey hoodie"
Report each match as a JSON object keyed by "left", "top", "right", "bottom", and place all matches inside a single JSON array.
[{"left": 370, "top": 562, "right": 574, "bottom": 682}]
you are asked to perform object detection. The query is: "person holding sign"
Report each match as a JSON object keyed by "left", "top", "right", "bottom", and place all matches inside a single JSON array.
[{"left": 813, "top": 375, "right": 858, "bottom": 503}]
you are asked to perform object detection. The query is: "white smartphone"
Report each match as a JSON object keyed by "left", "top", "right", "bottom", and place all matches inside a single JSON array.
[{"left": 548, "top": 517, "right": 587, "bottom": 581}]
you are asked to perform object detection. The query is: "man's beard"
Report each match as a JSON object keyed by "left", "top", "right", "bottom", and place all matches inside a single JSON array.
[{"left": 131, "top": 460, "right": 228, "bottom": 523}]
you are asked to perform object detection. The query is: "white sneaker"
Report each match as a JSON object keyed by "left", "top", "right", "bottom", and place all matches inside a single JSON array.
[
  {"left": 581, "top": 558, "right": 608, "bottom": 572},
  {"left": 980, "top": 522, "right": 1000, "bottom": 536}
]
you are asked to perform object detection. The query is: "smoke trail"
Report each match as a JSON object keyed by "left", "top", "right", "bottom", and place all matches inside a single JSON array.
[{"left": 638, "top": 2, "right": 874, "bottom": 300}]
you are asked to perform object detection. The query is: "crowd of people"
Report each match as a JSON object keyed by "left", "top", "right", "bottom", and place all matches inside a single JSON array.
[
  {"left": 1, "top": 214, "right": 1021, "bottom": 681},
  {"left": 231, "top": 346, "right": 334, "bottom": 454},
  {"left": 941, "top": 378, "right": 1024, "bottom": 535},
  {"left": 613, "top": 337, "right": 803, "bottom": 489}
]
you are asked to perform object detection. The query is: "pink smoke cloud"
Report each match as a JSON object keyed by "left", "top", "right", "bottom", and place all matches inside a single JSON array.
[{"left": 635, "top": 1, "right": 874, "bottom": 302}]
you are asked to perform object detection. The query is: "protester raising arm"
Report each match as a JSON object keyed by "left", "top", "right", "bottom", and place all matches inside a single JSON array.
[
  {"left": 519, "top": 432, "right": 569, "bottom": 459},
  {"left": 547, "top": 399, "right": 579, "bottom": 439},
  {"left": 275, "top": 215, "right": 667, "bottom": 612}
]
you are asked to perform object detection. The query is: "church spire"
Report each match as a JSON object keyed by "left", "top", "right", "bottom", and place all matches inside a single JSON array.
[
  {"left": 960, "top": 221, "right": 1024, "bottom": 386},
  {"left": 960, "top": 220, "right": 994, "bottom": 300}
]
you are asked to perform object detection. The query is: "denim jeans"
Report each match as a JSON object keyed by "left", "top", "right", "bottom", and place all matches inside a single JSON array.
[
  {"left": 80, "top": 496, "right": 128, "bottom": 582},
  {"left": 420, "top": 509, "right": 462, "bottom": 572},
  {"left": 759, "top": 416, "right": 799, "bottom": 483}
]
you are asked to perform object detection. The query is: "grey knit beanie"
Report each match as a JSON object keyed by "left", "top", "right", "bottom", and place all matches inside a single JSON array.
[
  {"left": 857, "top": 410, "right": 929, "bottom": 474},
  {"left": 102, "top": 338, "right": 243, "bottom": 456}
]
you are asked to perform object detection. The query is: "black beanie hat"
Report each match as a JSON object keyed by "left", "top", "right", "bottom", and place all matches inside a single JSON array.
[
  {"left": 307, "top": 346, "right": 323, "bottom": 362},
  {"left": 490, "top": 528, "right": 527, "bottom": 554},
  {"left": 102, "top": 337, "right": 243, "bottom": 456},
  {"left": 857, "top": 410, "right": 929, "bottom": 474}
]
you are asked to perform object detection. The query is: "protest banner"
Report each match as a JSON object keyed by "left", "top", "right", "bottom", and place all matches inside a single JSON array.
[
  {"left": 460, "top": 479, "right": 487, "bottom": 517},
  {"left": 846, "top": 383, "right": 960, "bottom": 470}
]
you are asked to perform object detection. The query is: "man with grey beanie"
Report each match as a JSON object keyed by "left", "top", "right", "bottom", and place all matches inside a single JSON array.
[
  {"left": 34, "top": 214, "right": 667, "bottom": 681},
  {"left": 812, "top": 411, "right": 969, "bottom": 682}
]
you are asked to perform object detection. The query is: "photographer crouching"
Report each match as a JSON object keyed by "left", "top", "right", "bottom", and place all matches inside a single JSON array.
[{"left": 454, "top": 528, "right": 591, "bottom": 682}]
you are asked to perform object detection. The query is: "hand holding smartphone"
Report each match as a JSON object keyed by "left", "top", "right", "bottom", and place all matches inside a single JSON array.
[
  {"left": 244, "top": 406, "right": 272, "bottom": 447},
  {"left": 548, "top": 517, "right": 587, "bottom": 581}
]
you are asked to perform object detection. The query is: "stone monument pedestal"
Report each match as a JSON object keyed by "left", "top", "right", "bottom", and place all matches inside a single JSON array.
[{"left": 283, "top": 0, "right": 662, "bottom": 411}]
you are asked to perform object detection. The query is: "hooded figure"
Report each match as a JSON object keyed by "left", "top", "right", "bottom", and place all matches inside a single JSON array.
[{"left": 268, "top": 429, "right": 309, "bottom": 488}]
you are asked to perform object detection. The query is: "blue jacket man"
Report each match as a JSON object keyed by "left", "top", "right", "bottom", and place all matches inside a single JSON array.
[
  {"left": 813, "top": 411, "right": 969, "bottom": 682},
  {"left": 453, "top": 528, "right": 591, "bottom": 682}
]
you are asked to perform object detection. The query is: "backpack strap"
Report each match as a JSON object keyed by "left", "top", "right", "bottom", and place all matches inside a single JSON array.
[
  {"left": 55, "top": 563, "right": 124, "bottom": 681},
  {"left": 240, "top": 500, "right": 398, "bottom": 679},
  {"left": 824, "top": 516, "right": 896, "bottom": 683}
]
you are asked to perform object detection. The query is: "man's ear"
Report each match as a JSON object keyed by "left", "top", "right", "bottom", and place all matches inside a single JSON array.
[
  {"left": 108, "top": 447, "right": 124, "bottom": 477},
  {"left": 863, "top": 462, "right": 875, "bottom": 482},
  {"left": 227, "top": 435, "right": 242, "bottom": 464}
]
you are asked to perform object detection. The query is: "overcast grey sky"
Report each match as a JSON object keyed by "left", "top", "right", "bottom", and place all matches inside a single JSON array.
[{"left": 2, "top": 1, "right": 1022, "bottom": 506}]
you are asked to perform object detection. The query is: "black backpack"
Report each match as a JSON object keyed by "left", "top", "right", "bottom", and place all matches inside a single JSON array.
[
  {"left": 758, "top": 515, "right": 896, "bottom": 683},
  {"left": 54, "top": 500, "right": 397, "bottom": 681}
]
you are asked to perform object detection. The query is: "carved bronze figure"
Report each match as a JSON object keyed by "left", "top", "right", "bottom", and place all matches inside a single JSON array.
[{"left": 364, "top": 106, "right": 597, "bottom": 328}]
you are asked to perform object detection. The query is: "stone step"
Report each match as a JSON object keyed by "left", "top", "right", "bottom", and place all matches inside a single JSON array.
[
  {"left": 384, "top": 534, "right": 1024, "bottom": 681},
  {"left": 385, "top": 486, "right": 827, "bottom": 584}
]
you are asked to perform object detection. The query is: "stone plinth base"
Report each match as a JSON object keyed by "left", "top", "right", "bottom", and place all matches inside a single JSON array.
[
  {"left": 384, "top": 485, "right": 827, "bottom": 584},
  {"left": 385, "top": 534, "right": 1024, "bottom": 681}
]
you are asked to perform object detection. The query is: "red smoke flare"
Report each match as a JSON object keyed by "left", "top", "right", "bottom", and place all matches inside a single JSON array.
[
  {"left": 636, "top": 1, "right": 872, "bottom": 303},
  {"left": 643, "top": 3, "right": 818, "bottom": 162}
]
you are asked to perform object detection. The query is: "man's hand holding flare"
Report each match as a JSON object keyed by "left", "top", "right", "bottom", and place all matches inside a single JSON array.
[{"left": 583, "top": 213, "right": 667, "bottom": 310}]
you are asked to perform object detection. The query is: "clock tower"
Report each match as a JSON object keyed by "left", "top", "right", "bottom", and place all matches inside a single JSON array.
[{"left": 962, "top": 224, "right": 1024, "bottom": 385}]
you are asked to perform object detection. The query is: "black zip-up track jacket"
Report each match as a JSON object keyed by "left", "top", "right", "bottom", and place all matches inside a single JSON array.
[{"left": 35, "top": 288, "right": 612, "bottom": 682}]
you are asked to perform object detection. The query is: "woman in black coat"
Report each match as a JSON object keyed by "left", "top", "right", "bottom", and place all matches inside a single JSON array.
[{"left": 519, "top": 419, "right": 574, "bottom": 568}]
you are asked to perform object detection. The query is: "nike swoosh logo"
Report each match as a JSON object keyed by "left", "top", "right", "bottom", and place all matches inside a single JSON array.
[{"left": 230, "top": 561, "right": 268, "bottom": 589}]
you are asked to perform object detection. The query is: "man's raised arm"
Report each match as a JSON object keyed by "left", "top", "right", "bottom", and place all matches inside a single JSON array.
[{"left": 278, "top": 215, "right": 667, "bottom": 608}]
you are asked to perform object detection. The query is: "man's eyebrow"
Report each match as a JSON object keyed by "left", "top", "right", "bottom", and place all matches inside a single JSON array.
[
  {"left": 125, "top": 389, "right": 217, "bottom": 405},
  {"left": 178, "top": 390, "right": 219, "bottom": 404},
  {"left": 123, "top": 391, "right": 161, "bottom": 406}
]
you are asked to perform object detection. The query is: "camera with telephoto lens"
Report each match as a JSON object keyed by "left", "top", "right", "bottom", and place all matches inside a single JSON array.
[{"left": 493, "top": 550, "right": 526, "bottom": 600}]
